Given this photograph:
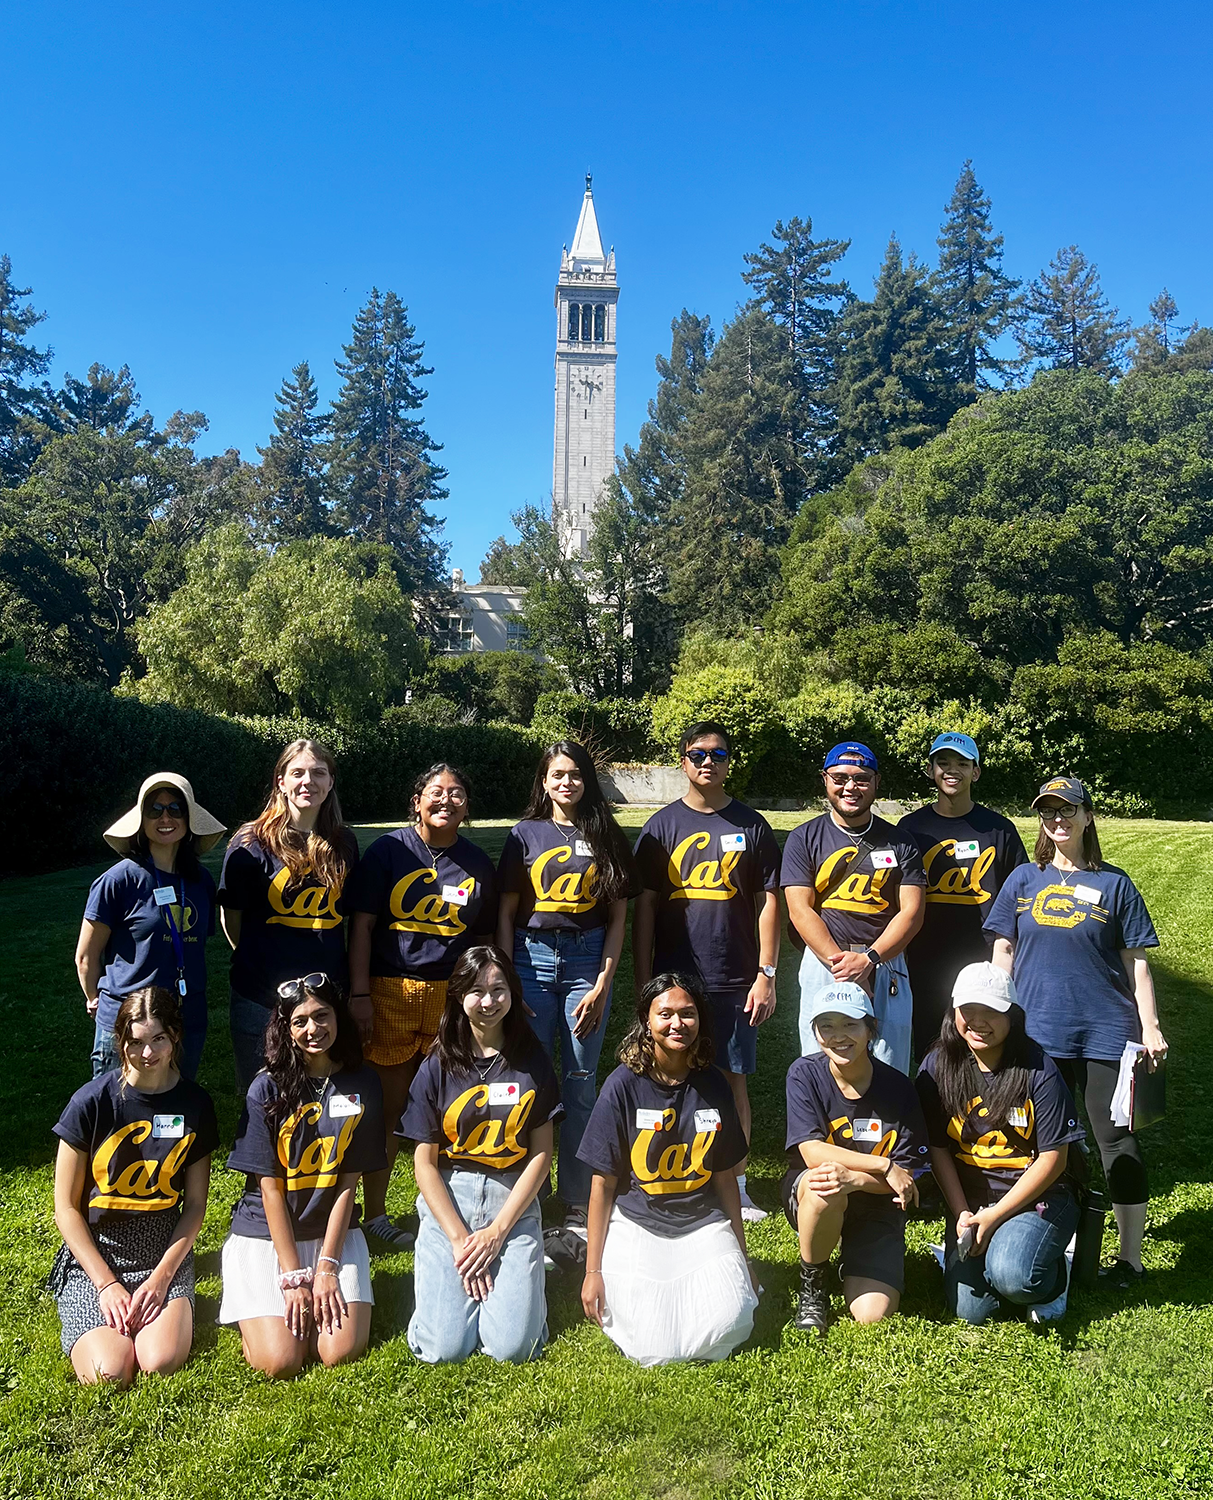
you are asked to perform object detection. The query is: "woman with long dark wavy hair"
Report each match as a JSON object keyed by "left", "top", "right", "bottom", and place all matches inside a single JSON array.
[
  {"left": 915, "top": 962, "right": 1086, "bottom": 1326},
  {"left": 218, "top": 974, "right": 385, "bottom": 1378},
  {"left": 400, "top": 944, "right": 561, "bottom": 1363},
  {"left": 219, "top": 739, "right": 359, "bottom": 1096},
  {"left": 495, "top": 740, "right": 637, "bottom": 1227}
]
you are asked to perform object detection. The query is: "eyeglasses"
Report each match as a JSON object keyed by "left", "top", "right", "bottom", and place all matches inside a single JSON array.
[
  {"left": 685, "top": 748, "right": 729, "bottom": 766},
  {"left": 277, "top": 972, "right": 335, "bottom": 1000},
  {"left": 144, "top": 800, "right": 186, "bottom": 819},
  {"left": 1039, "top": 804, "right": 1079, "bottom": 823},
  {"left": 423, "top": 790, "right": 467, "bottom": 806},
  {"left": 825, "top": 773, "right": 874, "bottom": 789}
]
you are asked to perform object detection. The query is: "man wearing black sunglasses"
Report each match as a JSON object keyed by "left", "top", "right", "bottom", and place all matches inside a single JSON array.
[{"left": 633, "top": 721, "right": 782, "bottom": 1220}]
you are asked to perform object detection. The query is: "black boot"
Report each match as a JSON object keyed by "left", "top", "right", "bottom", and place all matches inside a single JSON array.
[{"left": 795, "top": 1260, "right": 830, "bottom": 1338}]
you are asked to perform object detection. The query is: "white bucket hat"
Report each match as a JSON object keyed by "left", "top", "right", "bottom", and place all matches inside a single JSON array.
[
  {"left": 104, "top": 772, "right": 226, "bottom": 856},
  {"left": 951, "top": 961, "right": 1017, "bottom": 1013}
]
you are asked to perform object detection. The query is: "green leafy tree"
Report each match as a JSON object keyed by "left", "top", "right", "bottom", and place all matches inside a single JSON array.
[
  {"left": 0, "top": 254, "right": 56, "bottom": 485},
  {"left": 124, "top": 525, "right": 421, "bottom": 725},
  {"left": 257, "top": 361, "right": 332, "bottom": 540},
  {"left": 935, "top": 161, "right": 1021, "bottom": 392},
  {"left": 328, "top": 290, "right": 448, "bottom": 598},
  {"left": 1019, "top": 246, "right": 1129, "bottom": 372}
]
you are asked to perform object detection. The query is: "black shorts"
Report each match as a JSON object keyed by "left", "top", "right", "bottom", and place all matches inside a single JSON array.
[{"left": 781, "top": 1166, "right": 906, "bottom": 1292}]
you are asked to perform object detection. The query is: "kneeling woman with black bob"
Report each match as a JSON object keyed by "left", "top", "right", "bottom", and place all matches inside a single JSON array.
[
  {"left": 578, "top": 973, "right": 758, "bottom": 1366},
  {"left": 51, "top": 986, "right": 218, "bottom": 1386},
  {"left": 784, "top": 983, "right": 929, "bottom": 1339},
  {"left": 916, "top": 962, "right": 1086, "bottom": 1326},
  {"left": 219, "top": 974, "right": 386, "bottom": 1378},
  {"left": 402, "top": 944, "right": 562, "bottom": 1363}
]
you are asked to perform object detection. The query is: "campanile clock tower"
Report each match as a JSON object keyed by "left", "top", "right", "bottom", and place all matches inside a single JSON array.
[{"left": 552, "top": 175, "right": 618, "bottom": 556}]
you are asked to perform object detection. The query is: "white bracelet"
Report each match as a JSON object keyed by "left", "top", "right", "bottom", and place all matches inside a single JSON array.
[
  {"left": 317, "top": 1254, "right": 341, "bottom": 1268},
  {"left": 278, "top": 1266, "right": 314, "bottom": 1290}
]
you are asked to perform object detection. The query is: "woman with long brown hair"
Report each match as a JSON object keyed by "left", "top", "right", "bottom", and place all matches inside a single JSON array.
[{"left": 219, "top": 740, "right": 359, "bottom": 1096}]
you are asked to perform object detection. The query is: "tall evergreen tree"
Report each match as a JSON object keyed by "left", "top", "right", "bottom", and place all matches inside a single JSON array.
[
  {"left": 257, "top": 361, "right": 332, "bottom": 539},
  {"left": 1019, "top": 246, "right": 1129, "bottom": 373},
  {"left": 57, "top": 363, "right": 154, "bottom": 439},
  {"left": 935, "top": 161, "right": 1021, "bottom": 392},
  {"left": 328, "top": 289, "right": 448, "bottom": 598},
  {"left": 830, "top": 236, "right": 958, "bottom": 468},
  {"left": 0, "top": 254, "right": 56, "bottom": 485},
  {"left": 1130, "top": 290, "right": 1194, "bottom": 370}
]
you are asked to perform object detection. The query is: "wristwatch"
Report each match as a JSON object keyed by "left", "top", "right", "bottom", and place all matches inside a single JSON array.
[
  {"left": 864, "top": 948, "right": 882, "bottom": 969},
  {"left": 760, "top": 964, "right": 777, "bottom": 979}
]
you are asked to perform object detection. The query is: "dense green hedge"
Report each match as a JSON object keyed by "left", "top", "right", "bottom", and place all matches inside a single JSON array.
[{"left": 0, "top": 676, "right": 537, "bottom": 874}]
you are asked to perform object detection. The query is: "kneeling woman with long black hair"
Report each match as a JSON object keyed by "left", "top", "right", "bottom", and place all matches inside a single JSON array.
[
  {"left": 916, "top": 962, "right": 1086, "bottom": 1326},
  {"left": 219, "top": 975, "right": 386, "bottom": 1377},
  {"left": 578, "top": 973, "right": 758, "bottom": 1366}
]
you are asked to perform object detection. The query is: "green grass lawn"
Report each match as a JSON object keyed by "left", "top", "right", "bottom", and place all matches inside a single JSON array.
[{"left": 2, "top": 812, "right": 1212, "bottom": 1499}]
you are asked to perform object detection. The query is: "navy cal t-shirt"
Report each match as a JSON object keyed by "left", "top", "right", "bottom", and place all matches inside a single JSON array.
[
  {"left": 398, "top": 1039, "right": 563, "bottom": 1186},
  {"left": 498, "top": 819, "right": 610, "bottom": 933},
  {"left": 54, "top": 1072, "right": 219, "bottom": 1224},
  {"left": 577, "top": 1064, "right": 747, "bottom": 1236},
  {"left": 983, "top": 864, "right": 1160, "bottom": 1059},
  {"left": 916, "top": 1044, "right": 1084, "bottom": 1207},
  {"left": 780, "top": 814, "right": 925, "bottom": 949},
  {"left": 228, "top": 1066, "right": 387, "bottom": 1238},
  {"left": 84, "top": 858, "right": 217, "bottom": 1031},
  {"left": 635, "top": 799, "right": 781, "bottom": 991},
  {"left": 218, "top": 830, "right": 360, "bottom": 1005},
  {"left": 346, "top": 828, "right": 498, "bottom": 979}
]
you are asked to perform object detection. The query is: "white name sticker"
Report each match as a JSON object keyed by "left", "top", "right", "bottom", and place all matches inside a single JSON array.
[
  {"left": 636, "top": 1107, "right": 666, "bottom": 1131},
  {"left": 575, "top": 840, "right": 593, "bottom": 857},
  {"left": 328, "top": 1093, "right": 362, "bottom": 1118},
  {"left": 870, "top": 849, "right": 898, "bottom": 869},
  {"left": 488, "top": 1081, "right": 521, "bottom": 1106},
  {"left": 441, "top": 883, "right": 471, "bottom": 906},
  {"left": 720, "top": 833, "right": 747, "bottom": 852},
  {"left": 1073, "top": 884, "right": 1102, "bottom": 905},
  {"left": 152, "top": 886, "right": 176, "bottom": 907},
  {"left": 952, "top": 840, "right": 981, "bottom": 859},
  {"left": 694, "top": 1108, "right": 722, "bottom": 1133},
  {"left": 152, "top": 1114, "right": 185, "bottom": 1139},
  {"left": 1008, "top": 1107, "right": 1029, "bottom": 1130},
  {"left": 852, "top": 1117, "right": 883, "bottom": 1141}
]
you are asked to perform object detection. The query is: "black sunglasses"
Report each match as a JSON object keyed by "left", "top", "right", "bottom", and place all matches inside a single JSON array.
[
  {"left": 277, "top": 972, "right": 336, "bottom": 1001},
  {"left": 685, "top": 748, "right": 729, "bottom": 766},
  {"left": 144, "top": 799, "right": 187, "bottom": 819}
]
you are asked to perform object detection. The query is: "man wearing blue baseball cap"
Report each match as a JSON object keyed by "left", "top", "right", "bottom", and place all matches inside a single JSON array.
[
  {"left": 899, "top": 732, "right": 1028, "bottom": 1058},
  {"left": 781, "top": 742, "right": 925, "bottom": 1074}
]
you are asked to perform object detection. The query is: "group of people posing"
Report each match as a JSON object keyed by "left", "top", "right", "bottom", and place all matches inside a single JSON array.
[{"left": 53, "top": 723, "right": 1167, "bottom": 1384}]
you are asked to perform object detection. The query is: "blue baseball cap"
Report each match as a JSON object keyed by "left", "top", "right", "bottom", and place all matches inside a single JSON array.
[
  {"left": 808, "top": 984, "right": 875, "bottom": 1025},
  {"left": 823, "top": 741, "right": 878, "bottom": 772},
  {"left": 929, "top": 731, "right": 980, "bottom": 765}
]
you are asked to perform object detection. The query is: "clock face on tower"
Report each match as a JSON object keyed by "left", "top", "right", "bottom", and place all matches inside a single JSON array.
[{"left": 578, "top": 369, "right": 604, "bottom": 406}]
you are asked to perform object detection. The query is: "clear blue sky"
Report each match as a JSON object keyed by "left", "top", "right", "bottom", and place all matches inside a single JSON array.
[{"left": 6, "top": 2, "right": 1211, "bottom": 575}]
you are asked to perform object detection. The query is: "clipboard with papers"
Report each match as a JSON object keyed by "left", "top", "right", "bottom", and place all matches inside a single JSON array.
[{"left": 1110, "top": 1041, "right": 1166, "bottom": 1131}]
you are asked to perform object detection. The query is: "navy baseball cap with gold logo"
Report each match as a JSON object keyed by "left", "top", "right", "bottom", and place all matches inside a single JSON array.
[{"left": 1031, "top": 776, "right": 1090, "bottom": 810}]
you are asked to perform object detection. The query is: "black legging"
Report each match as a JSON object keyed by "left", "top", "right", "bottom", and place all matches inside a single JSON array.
[{"left": 1056, "top": 1057, "right": 1149, "bottom": 1206}]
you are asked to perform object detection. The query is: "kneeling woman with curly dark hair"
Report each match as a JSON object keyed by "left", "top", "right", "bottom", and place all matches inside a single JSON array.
[
  {"left": 219, "top": 974, "right": 386, "bottom": 1377},
  {"left": 577, "top": 973, "right": 758, "bottom": 1366}
]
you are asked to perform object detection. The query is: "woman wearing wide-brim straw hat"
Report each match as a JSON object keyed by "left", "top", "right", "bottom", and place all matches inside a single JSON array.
[{"left": 75, "top": 773, "right": 225, "bottom": 1081}]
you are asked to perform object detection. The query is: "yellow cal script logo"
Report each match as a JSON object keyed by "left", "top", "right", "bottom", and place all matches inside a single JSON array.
[
  {"left": 90, "top": 1121, "right": 196, "bottom": 1211},
  {"left": 816, "top": 846, "right": 891, "bottom": 917},
  {"left": 279, "top": 1102, "right": 362, "bottom": 1191},
  {"left": 389, "top": 868, "right": 473, "bottom": 938},
  {"left": 631, "top": 1107, "right": 715, "bottom": 1195},
  {"left": 266, "top": 866, "right": 343, "bottom": 930},
  {"left": 442, "top": 1085, "right": 535, "bottom": 1170},
  {"left": 530, "top": 846, "right": 598, "bottom": 914},
  {"left": 922, "top": 840, "right": 996, "bottom": 906},
  {"left": 667, "top": 833, "right": 739, "bottom": 903}
]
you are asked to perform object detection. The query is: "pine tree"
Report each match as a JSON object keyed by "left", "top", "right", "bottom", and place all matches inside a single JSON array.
[
  {"left": 1019, "top": 246, "right": 1129, "bottom": 373},
  {"left": 831, "top": 236, "right": 958, "bottom": 468},
  {"left": 1130, "top": 290, "right": 1193, "bottom": 370},
  {"left": 57, "top": 363, "right": 154, "bottom": 439},
  {"left": 0, "top": 254, "right": 56, "bottom": 485},
  {"left": 328, "top": 290, "right": 448, "bottom": 597},
  {"left": 257, "top": 361, "right": 332, "bottom": 539},
  {"left": 935, "top": 161, "right": 1021, "bottom": 392}
]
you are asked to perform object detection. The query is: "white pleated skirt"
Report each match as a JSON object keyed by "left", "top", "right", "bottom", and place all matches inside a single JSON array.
[
  {"left": 218, "top": 1227, "right": 373, "bottom": 1324},
  {"left": 600, "top": 1207, "right": 758, "bottom": 1367}
]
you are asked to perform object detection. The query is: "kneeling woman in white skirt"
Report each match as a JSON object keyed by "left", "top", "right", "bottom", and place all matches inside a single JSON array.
[
  {"left": 219, "top": 973, "right": 387, "bottom": 1378},
  {"left": 578, "top": 972, "right": 759, "bottom": 1366}
]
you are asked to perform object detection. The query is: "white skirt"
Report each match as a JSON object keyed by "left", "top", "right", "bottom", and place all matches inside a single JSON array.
[
  {"left": 218, "top": 1227, "right": 373, "bottom": 1324},
  {"left": 600, "top": 1207, "right": 758, "bottom": 1367}
]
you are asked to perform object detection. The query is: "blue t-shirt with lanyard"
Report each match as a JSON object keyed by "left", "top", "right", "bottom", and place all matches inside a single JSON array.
[{"left": 84, "top": 858, "right": 216, "bottom": 1033}]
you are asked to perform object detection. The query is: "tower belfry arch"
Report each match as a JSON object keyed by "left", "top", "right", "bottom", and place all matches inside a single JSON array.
[{"left": 552, "top": 174, "right": 618, "bottom": 556}]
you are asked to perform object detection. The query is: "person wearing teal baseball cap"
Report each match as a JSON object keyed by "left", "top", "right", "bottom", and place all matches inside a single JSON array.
[{"left": 900, "top": 732, "right": 1028, "bottom": 1060}]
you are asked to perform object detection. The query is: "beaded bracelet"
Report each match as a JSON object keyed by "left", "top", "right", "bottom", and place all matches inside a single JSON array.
[
  {"left": 317, "top": 1255, "right": 340, "bottom": 1268},
  {"left": 278, "top": 1266, "right": 314, "bottom": 1290}
]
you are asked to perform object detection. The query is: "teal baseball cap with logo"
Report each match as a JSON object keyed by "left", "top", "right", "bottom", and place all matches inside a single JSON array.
[{"left": 929, "top": 731, "right": 980, "bottom": 765}]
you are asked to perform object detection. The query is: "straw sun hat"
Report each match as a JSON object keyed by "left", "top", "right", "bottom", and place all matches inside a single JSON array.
[{"left": 103, "top": 772, "right": 227, "bottom": 856}]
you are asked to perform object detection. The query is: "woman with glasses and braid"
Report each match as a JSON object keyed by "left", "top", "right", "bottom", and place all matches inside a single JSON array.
[
  {"left": 984, "top": 777, "right": 1166, "bottom": 1289},
  {"left": 346, "top": 764, "right": 498, "bottom": 1248},
  {"left": 218, "top": 974, "right": 384, "bottom": 1378}
]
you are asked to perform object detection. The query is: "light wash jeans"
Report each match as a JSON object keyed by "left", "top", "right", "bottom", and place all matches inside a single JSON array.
[
  {"left": 513, "top": 926, "right": 609, "bottom": 1207},
  {"left": 408, "top": 1168, "right": 547, "bottom": 1364},
  {"left": 229, "top": 990, "right": 272, "bottom": 1100},
  {"left": 797, "top": 946, "right": 913, "bottom": 1075},
  {"left": 92, "top": 1019, "right": 205, "bottom": 1082},
  {"left": 945, "top": 1187, "right": 1079, "bottom": 1324}
]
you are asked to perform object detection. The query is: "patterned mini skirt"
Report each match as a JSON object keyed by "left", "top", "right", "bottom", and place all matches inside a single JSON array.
[{"left": 47, "top": 1212, "right": 196, "bottom": 1354}]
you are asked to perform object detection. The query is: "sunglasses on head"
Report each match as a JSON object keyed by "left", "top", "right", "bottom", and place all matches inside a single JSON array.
[
  {"left": 277, "top": 972, "right": 335, "bottom": 1001},
  {"left": 144, "top": 799, "right": 187, "bottom": 820},
  {"left": 685, "top": 747, "right": 729, "bottom": 766}
]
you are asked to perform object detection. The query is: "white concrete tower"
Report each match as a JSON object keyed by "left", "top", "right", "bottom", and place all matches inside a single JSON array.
[{"left": 552, "top": 174, "right": 618, "bottom": 556}]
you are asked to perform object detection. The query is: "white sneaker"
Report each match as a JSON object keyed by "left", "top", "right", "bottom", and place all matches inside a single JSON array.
[{"left": 738, "top": 1193, "right": 769, "bottom": 1223}]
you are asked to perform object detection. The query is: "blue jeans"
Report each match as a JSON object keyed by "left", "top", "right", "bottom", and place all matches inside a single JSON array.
[
  {"left": 91, "top": 1019, "right": 205, "bottom": 1082},
  {"left": 229, "top": 990, "right": 272, "bottom": 1100},
  {"left": 798, "top": 946, "right": 913, "bottom": 1075},
  {"left": 409, "top": 1169, "right": 547, "bottom": 1364},
  {"left": 513, "top": 926, "right": 609, "bottom": 1207},
  {"left": 946, "top": 1187, "right": 1079, "bottom": 1325}
]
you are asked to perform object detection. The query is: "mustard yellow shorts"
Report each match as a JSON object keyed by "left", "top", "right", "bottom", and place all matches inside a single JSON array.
[{"left": 366, "top": 976, "right": 448, "bottom": 1067}]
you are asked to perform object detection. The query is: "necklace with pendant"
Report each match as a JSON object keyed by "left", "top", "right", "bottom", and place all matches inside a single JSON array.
[{"left": 473, "top": 1052, "right": 502, "bottom": 1084}]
